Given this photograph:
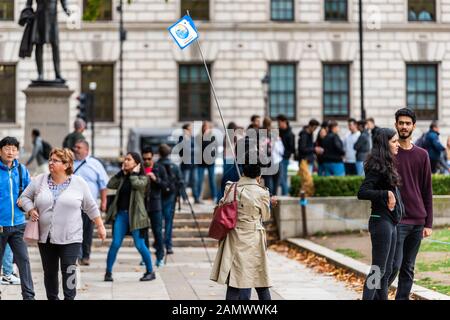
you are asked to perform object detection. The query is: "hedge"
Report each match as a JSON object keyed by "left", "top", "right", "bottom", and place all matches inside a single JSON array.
[{"left": 290, "top": 174, "right": 450, "bottom": 197}]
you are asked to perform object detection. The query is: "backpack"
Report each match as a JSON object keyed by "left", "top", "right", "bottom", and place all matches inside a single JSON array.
[
  {"left": 161, "top": 163, "right": 179, "bottom": 197},
  {"left": 414, "top": 133, "right": 427, "bottom": 149},
  {"left": 41, "top": 140, "right": 52, "bottom": 160}
]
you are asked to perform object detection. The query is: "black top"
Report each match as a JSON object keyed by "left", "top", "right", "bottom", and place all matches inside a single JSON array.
[
  {"left": 298, "top": 127, "right": 315, "bottom": 163},
  {"left": 279, "top": 126, "right": 295, "bottom": 159},
  {"left": 117, "top": 174, "right": 132, "bottom": 211},
  {"left": 354, "top": 130, "right": 371, "bottom": 162},
  {"left": 322, "top": 132, "right": 345, "bottom": 163},
  {"left": 145, "top": 163, "right": 168, "bottom": 212},
  {"left": 357, "top": 170, "right": 403, "bottom": 224}
]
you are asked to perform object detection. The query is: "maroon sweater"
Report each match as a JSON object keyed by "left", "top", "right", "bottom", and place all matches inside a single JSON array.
[{"left": 396, "top": 145, "right": 433, "bottom": 228}]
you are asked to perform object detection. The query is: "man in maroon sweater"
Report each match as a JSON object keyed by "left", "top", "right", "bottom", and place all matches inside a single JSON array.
[{"left": 388, "top": 108, "right": 433, "bottom": 300}]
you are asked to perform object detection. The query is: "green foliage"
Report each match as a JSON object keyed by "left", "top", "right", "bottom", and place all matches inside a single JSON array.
[
  {"left": 415, "top": 277, "right": 450, "bottom": 296},
  {"left": 290, "top": 174, "right": 450, "bottom": 197},
  {"left": 83, "top": 0, "right": 103, "bottom": 21}
]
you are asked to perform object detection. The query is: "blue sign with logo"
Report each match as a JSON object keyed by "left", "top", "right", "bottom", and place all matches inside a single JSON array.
[{"left": 168, "top": 15, "right": 199, "bottom": 50}]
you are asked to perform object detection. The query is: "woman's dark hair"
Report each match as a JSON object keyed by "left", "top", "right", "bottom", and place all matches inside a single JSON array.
[
  {"left": 127, "top": 152, "right": 145, "bottom": 175},
  {"left": 364, "top": 128, "right": 401, "bottom": 187},
  {"left": 243, "top": 163, "right": 261, "bottom": 179}
]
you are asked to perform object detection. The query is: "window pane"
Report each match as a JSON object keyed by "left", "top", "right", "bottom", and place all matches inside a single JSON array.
[
  {"left": 83, "top": 0, "right": 113, "bottom": 21},
  {"left": 0, "top": 65, "right": 15, "bottom": 123},
  {"left": 81, "top": 64, "right": 114, "bottom": 122},
  {"left": 271, "top": 0, "right": 294, "bottom": 21},
  {"left": 0, "top": 0, "right": 13, "bottom": 21},
  {"left": 269, "top": 64, "right": 296, "bottom": 120},
  {"left": 179, "top": 64, "right": 211, "bottom": 121},
  {"left": 406, "top": 64, "right": 437, "bottom": 119},
  {"left": 408, "top": 0, "right": 436, "bottom": 22},
  {"left": 181, "top": 0, "right": 209, "bottom": 21},
  {"left": 323, "top": 64, "right": 349, "bottom": 117},
  {"left": 325, "top": 0, "right": 348, "bottom": 21}
]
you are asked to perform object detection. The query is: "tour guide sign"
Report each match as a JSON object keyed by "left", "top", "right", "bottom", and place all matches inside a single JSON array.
[{"left": 168, "top": 13, "right": 242, "bottom": 180}]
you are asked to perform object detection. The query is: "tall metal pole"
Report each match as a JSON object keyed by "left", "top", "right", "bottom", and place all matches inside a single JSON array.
[
  {"left": 359, "top": 0, "right": 366, "bottom": 120},
  {"left": 90, "top": 91, "right": 95, "bottom": 156},
  {"left": 119, "top": 0, "right": 124, "bottom": 157}
]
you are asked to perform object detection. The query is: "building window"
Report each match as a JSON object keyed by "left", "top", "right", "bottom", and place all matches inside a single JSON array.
[
  {"left": 83, "top": 0, "right": 113, "bottom": 21},
  {"left": 0, "top": 0, "right": 14, "bottom": 21},
  {"left": 268, "top": 63, "right": 296, "bottom": 120},
  {"left": 407, "top": 64, "right": 438, "bottom": 120},
  {"left": 323, "top": 63, "right": 350, "bottom": 118},
  {"left": 181, "top": 0, "right": 209, "bottom": 21},
  {"left": 325, "top": 0, "right": 348, "bottom": 21},
  {"left": 81, "top": 64, "right": 114, "bottom": 122},
  {"left": 0, "top": 64, "right": 15, "bottom": 123},
  {"left": 271, "top": 0, "right": 294, "bottom": 21},
  {"left": 179, "top": 64, "right": 211, "bottom": 121},
  {"left": 408, "top": 0, "right": 436, "bottom": 21}
]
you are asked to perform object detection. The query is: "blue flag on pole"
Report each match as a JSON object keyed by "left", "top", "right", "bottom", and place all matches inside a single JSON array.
[{"left": 168, "top": 15, "right": 199, "bottom": 50}]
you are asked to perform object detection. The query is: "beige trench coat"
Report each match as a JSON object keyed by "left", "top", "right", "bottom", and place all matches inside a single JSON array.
[{"left": 210, "top": 176, "right": 271, "bottom": 288}]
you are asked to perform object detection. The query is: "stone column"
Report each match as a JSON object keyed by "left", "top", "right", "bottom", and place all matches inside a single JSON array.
[{"left": 23, "top": 85, "right": 74, "bottom": 155}]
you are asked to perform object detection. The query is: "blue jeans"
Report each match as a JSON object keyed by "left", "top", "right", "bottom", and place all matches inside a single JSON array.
[
  {"left": 356, "top": 161, "right": 365, "bottom": 176},
  {"left": 318, "top": 163, "right": 326, "bottom": 176},
  {"left": 181, "top": 165, "right": 199, "bottom": 201},
  {"left": 162, "top": 194, "right": 176, "bottom": 250},
  {"left": 197, "top": 165, "right": 217, "bottom": 201},
  {"left": 324, "top": 162, "right": 345, "bottom": 176},
  {"left": 106, "top": 210, "right": 153, "bottom": 273},
  {"left": 2, "top": 243, "right": 13, "bottom": 276},
  {"left": 279, "top": 159, "right": 290, "bottom": 196}
]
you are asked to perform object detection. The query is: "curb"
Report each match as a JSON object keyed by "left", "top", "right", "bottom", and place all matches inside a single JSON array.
[{"left": 287, "top": 238, "right": 450, "bottom": 301}]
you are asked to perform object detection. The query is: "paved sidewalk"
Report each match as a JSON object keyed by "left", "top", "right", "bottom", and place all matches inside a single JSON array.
[{"left": 1, "top": 246, "right": 358, "bottom": 300}]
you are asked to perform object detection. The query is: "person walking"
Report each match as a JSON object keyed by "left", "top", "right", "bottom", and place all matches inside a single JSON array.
[
  {"left": 157, "top": 144, "right": 184, "bottom": 255},
  {"left": 104, "top": 152, "right": 155, "bottom": 282},
  {"left": 26, "top": 128, "right": 49, "bottom": 175},
  {"left": 142, "top": 148, "right": 167, "bottom": 267},
  {"left": 344, "top": 118, "right": 360, "bottom": 175},
  {"left": 322, "top": 121, "right": 346, "bottom": 176},
  {"left": 387, "top": 108, "right": 433, "bottom": 300},
  {"left": 20, "top": 148, "right": 107, "bottom": 300},
  {"left": 178, "top": 123, "right": 200, "bottom": 203},
  {"left": 62, "top": 118, "right": 86, "bottom": 152},
  {"left": 354, "top": 120, "right": 371, "bottom": 176},
  {"left": 315, "top": 121, "right": 329, "bottom": 176},
  {"left": 0, "top": 136, "right": 35, "bottom": 300},
  {"left": 72, "top": 140, "right": 109, "bottom": 266},
  {"left": 277, "top": 115, "right": 295, "bottom": 196},
  {"left": 210, "top": 162, "right": 272, "bottom": 300},
  {"left": 196, "top": 121, "right": 218, "bottom": 202},
  {"left": 358, "top": 128, "right": 403, "bottom": 300},
  {"left": 297, "top": 119, "right": 320, "bottom": 174},
  {"left": 423, "top": 121, "right": 446, "bottom": 174}
]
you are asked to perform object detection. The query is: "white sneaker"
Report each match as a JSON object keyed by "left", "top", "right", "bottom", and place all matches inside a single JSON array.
[{"left": 1, "top": 274, "right": 21, "bottom": 285}]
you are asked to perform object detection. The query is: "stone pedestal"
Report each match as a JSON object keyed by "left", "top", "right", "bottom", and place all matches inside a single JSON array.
[{"left": 23, "top": 85, "right": 74, "bottom": 154}]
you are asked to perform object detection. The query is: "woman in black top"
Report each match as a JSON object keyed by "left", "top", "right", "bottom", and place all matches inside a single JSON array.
[{"left": 357, "top": 128, "right": 404, "bottom": 300}]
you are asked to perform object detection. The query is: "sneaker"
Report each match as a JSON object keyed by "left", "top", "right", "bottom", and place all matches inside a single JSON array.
[
  {"left": 140, "top": 271, "right": 156, "bottom": 282},
  {"left": 104, "top": 272, "right": 113, "bottom": 282},
  {"left": 166, "top": 248, "right": 174, "bottom": 255},
  {"left": 1, "top": 274, "right": 21, "bottom": 285},
  {"left": 156, "top": 259, "right": 164, "bottom": 268}
]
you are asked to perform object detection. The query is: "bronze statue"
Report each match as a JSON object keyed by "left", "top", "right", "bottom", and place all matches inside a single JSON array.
[{"left": 19, "top": 0, "right": 70, "bottom": 83}]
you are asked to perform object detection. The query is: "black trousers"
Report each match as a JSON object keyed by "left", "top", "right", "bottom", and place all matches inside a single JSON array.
[
  {"left": 344, "top": 163, "right": 357, "bottom": 175},
  {"left": 81, "top": 212, "right": 94, "bottom": 259},
  {"left": 388, "top": 224, "right": 424, "bottom": 300},
  {"left": 226, "top": 286, "right": 272, "bottom": 300},
  {"left": 38, "top": 240, "right": 81, "bottom": 300},
  {"left": 0, "top": 224, "right": 35, "bottom": 300},
  {"left": 362, "top": 217, "right": 397, "bottom": 300}
]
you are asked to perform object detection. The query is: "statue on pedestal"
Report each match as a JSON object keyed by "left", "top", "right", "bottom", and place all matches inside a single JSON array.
[{"left": 19, "top": 0, "right": 71, "bottom": 85}]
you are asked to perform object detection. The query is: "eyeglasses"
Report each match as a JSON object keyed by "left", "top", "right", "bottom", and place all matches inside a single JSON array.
[
  {"left": 1, "top": 147, "right": 18, "bottom": 153},
  {"left": 48, "top": 159, "right": 64, "bottom": 164}
]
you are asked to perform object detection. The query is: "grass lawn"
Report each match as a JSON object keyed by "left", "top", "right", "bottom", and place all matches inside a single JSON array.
[
  {"left": 419, "top": 228, "right": 450, "bottom": 253},
  {"left": 335, "top": 248, "right": 365, "bottom": 259},
  {"left": 415, "top": 278, "right": 450, "bottom": 296}
]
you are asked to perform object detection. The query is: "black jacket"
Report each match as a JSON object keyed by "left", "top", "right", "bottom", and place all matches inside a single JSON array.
[
  {"left": 357, "top": 170, "right": 404, "bottom": 224},
  {"left": 322, "top": 132, "right": 345, "bottom": 163},
  {"left": 145, "top": 163, "right": 168, "bottom": 213},
  {"left": 19, "top": 8, "right": 35, "bottom": 58},
  {"left": 297, "top": 127, "right": 315, "bottom": 163},
  {"left": 354, "top": 130, "right": 371, "bottom": 162},
  {"left": 279, "top": 126, "right": 295, "bottom": 159}
]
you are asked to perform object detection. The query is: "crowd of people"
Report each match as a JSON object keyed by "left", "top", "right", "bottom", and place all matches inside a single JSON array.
[{"left": 0, "top": 107, "right": 440, "bottom": 300}]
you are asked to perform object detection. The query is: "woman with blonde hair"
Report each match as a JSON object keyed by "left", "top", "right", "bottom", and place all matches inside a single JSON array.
[{"left": 21, "top": 148, "right": 106, "bottom": 300}]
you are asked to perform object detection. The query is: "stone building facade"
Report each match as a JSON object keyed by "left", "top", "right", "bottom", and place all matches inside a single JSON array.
[{"left": 0, "top": 0, "right": 449, "bottom": 158}]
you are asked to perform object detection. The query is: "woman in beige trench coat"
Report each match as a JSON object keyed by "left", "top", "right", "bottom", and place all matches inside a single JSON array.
[{"left": 210, "top": 163, "right": 272, "bottom": 300}]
